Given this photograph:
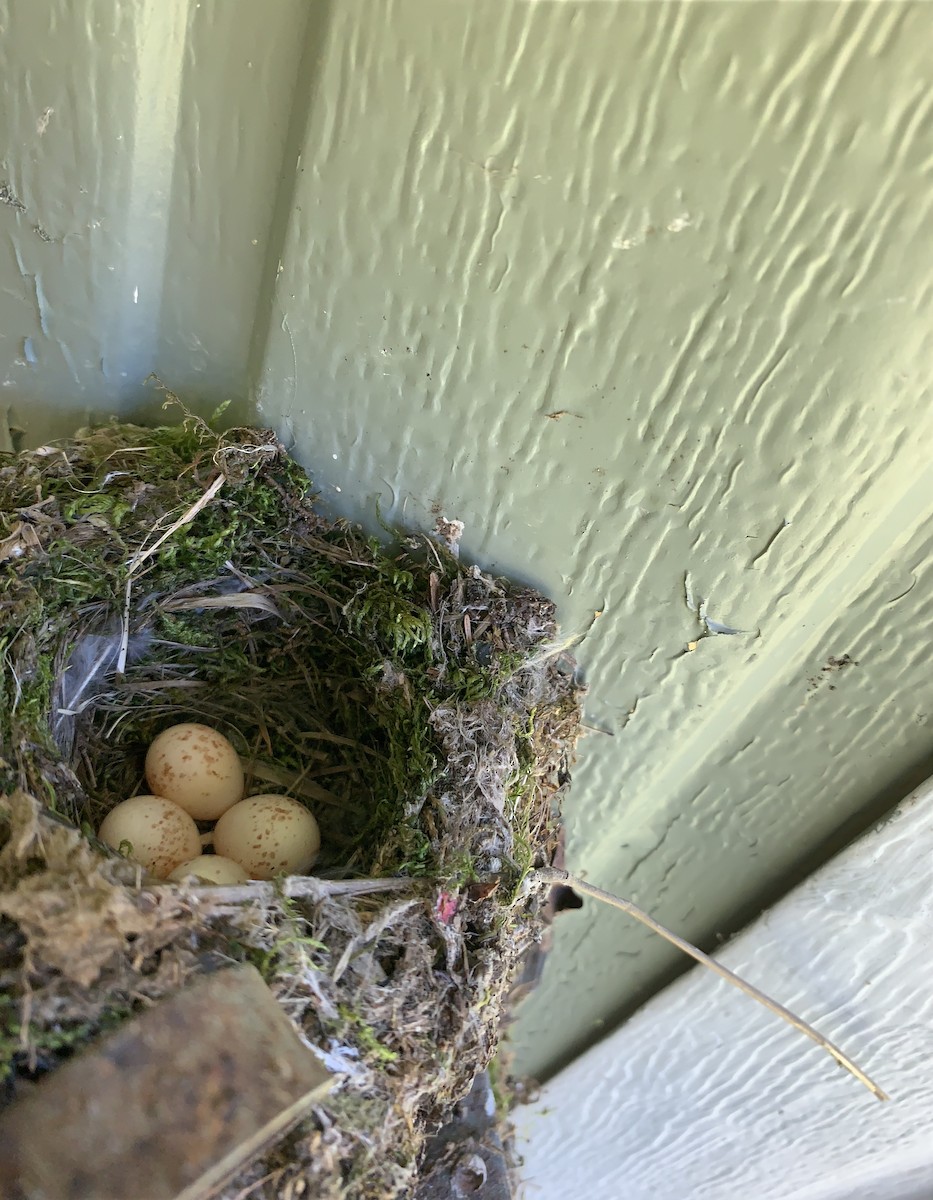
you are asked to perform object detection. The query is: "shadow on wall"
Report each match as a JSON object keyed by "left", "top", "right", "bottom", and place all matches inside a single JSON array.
[{"left": 538, "top": 739, "right": 933, "bottom": 1085}]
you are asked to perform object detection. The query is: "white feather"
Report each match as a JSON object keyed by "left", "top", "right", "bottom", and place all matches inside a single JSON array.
[{"left": 52, "top": 625, "right": 152, "bottom": 752}]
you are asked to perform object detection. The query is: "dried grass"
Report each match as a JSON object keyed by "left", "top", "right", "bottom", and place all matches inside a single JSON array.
[{"left": 0, "top": 403, "right": 584, "bottom": 1198}]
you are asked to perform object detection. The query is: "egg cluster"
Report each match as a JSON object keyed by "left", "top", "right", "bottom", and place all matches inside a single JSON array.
[{"left": 97, "top": 722, "right": 321, "bottom": 883}]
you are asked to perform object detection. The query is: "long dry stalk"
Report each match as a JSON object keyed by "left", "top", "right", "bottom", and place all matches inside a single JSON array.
[{"left": 534, "top": 867, "right": 888, "bottom": 1102}]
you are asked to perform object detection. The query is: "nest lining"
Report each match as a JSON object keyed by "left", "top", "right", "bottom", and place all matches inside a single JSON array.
[{"left": 0, "top": 405, "right": 583, "bottom": 1199}]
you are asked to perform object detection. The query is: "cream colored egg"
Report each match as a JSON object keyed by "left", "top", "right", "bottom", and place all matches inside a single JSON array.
[
  {"left": 98, "top": 795, "right": 202, "bottom": 879},
  {"left": 214, "top": 794, "right": 320, "bottom": 880},
  {"left": 167, "top": 854, "right": 250, "bottom": 885},
  {"left": 145, "top": 722, "right": 244, "bottom": 821}
]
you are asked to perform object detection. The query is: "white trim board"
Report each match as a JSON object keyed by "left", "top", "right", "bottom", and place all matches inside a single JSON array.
[{"left": 516, "top": 779, "right": 933, "bottom": 1200}]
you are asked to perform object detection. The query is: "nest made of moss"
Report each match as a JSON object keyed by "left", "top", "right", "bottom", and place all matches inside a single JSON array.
[{"left": 0, "top": 402, "right": 584, "bottom": 1199}]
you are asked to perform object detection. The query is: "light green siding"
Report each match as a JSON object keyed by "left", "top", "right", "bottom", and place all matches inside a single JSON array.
[{"left": 2, "top": 0, "right": 931, "bottom": 1079}]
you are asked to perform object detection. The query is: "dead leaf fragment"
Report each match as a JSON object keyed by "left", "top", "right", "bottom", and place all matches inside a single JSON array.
[
  {"left": 0, "top": 875, "right": 166, "bottom": 987},
  {"left": 0, "top": 521, "right": 41, "bottom": 562},
  {"left": 162, "top": 591, "right": 282, "bottom": 618}
]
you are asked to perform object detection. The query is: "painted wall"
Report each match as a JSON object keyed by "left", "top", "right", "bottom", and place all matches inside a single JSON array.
[
  {"left": 517, "top": 778, "right": 933, "bottom": 1200},
  {"left": 2, "top": 1, "right": 931, "bottom": 1080}
]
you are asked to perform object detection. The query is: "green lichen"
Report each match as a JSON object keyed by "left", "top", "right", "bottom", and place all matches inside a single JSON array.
[{"left": 337, "top": 1005, "right": 399, "bottom": 1065}]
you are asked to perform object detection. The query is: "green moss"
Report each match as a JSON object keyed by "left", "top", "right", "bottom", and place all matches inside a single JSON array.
[
  {"left": 0, "top": 996, "right": 131, "bottom": 1075},
  {"left": 440, "top": 849, "right": 479, "bottom": 889},
  {"left": 0, "top": 401, "right": 584, "bottom": 1200},
  {"left": 337, "top": 1005, "right": 399, "bottom": 1065},
  {"left": 0, "top": 401, "right": 549, "bottom": 876},
  {"left": 252, "top": 894, "right": 327, "bottom": 982}
]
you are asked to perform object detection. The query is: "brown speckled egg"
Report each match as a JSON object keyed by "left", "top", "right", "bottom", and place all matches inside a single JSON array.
[
  {"left": 213, "top": 794, "right": 320, "bottom": 880},
  {"left": 145, "top": 722, "right": 244, "bottom": 821},
  {"left": 167, "top": 854, "right": 250, "bottom": 885},
  {"left": 98, "top": 795, "right": 202, "bottom": 879}
]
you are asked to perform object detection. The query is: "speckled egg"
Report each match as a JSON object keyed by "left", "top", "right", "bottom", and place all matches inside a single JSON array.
[
  {"left": 98, "top": 795, "right": 202, "bottom": 879},
  {"left": 145, "top": 722, "right": 244, "bottom": 821},
  {"left": 213, "top": 794, "right": 321, "bottom": 880},
  {"left": 167, "top": 854, "right": 250, "bottom": 885}
]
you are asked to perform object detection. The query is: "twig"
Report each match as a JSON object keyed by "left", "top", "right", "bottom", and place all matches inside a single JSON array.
[
  {"left": 117, "top": 474, "right": 226, "bottom": 674},
  {"left": 229, "top": 1167, "right": 284, "bottom": 1200},
  {"left": 127, "top": 473, "right": 225, "bottom": 573},
  {"left": 534, "top": 867, "right": 889, "bottom": 1103},
  {"left": 152, "top": 874, "right": 421, "bottom": 905},
  {"left": 115, "top": 575, "right": 134, "bottom": 676}
]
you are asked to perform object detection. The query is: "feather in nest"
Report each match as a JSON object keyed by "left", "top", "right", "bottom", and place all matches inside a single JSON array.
[{"left": 51, "top": 626, "right": 153, "bottom": 756}]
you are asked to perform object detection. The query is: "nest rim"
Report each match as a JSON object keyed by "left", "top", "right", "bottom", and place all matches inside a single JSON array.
[{"left": 0, "top": 406, "right": 584, "bottom": 1199}]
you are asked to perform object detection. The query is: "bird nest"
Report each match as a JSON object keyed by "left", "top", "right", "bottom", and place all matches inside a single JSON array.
[{"left": 0, "top": 402, "right": 584, "bottom": 1199}]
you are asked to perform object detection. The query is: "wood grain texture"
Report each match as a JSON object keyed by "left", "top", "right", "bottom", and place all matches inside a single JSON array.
[{"left": 516, "top": 779, "right": 933, "bottom": 1200}]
